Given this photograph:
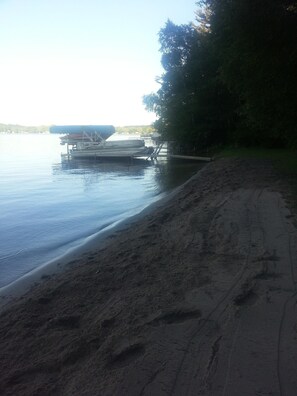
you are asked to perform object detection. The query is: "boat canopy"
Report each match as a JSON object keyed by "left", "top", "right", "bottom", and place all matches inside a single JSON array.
[{"left": 49, "top": 125, "right": 115, "bottom": 140}]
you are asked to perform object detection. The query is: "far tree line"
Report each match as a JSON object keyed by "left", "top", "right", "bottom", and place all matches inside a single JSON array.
[
  {"left": 143, "top": 0, "right": 297, "bottom": 153},
  {"left": 0, "top": 124, "right": 155, "bottom": 136},
  {"left": 0, "top": 124, "right": 49, "bottom": 134}
]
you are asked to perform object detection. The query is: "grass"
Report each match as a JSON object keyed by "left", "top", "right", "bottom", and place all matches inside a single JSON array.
[{"left": 217, "top": 147, "right": 297, "bottom": 175}]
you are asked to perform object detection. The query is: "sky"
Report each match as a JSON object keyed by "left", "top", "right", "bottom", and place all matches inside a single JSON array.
[{"left": 0, "top": 0, "right": 197, "bottom": 127}]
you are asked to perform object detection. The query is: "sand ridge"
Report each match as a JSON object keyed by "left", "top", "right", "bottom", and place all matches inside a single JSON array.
[{"left": 0, "top": 158, "right": 297, "bottom": 395}]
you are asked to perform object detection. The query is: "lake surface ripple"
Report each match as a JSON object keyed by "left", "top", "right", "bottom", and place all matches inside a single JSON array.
[{"left": 0, "top": 134, "right": 204, "bottom": 287}]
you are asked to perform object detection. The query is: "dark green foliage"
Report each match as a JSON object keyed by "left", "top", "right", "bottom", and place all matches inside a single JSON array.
[
  {"left": 144, "top": 1, "right": 297, "bottom": 151},
  {"left": 143, "top": 20, "right": 235, "bottom": 152},
  {"left": 115, "top": 125, "right": 155, "bottom": 136},
  {"left": 209, "top": 0, "right": 297, "bottom": 147}
]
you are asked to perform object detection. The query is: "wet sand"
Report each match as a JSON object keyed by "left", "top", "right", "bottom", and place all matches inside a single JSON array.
[{"left": 1, "top": 158, "right": 297, "bottom": 395}]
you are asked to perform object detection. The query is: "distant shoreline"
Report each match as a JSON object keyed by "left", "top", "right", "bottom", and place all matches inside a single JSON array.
[{"left": 0, "top": 124, "right": 155, "bottom": 136}]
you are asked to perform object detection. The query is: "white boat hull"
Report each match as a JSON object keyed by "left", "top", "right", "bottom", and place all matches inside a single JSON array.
[{"left": 70, "top": 146, "right": 153, "bottom": 159}]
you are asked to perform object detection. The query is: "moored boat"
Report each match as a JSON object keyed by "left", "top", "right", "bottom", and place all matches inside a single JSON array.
[{"left": 50, "top": 125, "right": 154, "bottom": 159}]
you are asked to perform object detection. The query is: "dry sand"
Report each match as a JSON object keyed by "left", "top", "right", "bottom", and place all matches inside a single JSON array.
[{"left": 1, "top": 158, "right": 297, "bottom": 395}]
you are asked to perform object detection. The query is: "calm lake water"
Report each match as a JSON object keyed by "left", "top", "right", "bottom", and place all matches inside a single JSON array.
[{"left": 0, "top": 133, "right": 204, "bottom": 288}]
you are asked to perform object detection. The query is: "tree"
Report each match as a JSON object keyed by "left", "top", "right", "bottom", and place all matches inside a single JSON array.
[
  {"left": 208, "top": 0, "right": 297, "bottom": 146},
  {"left": 144, "top": 1, "right": 297, "bottom": 150},
  {"left": 143, "top": 19, "right": 235, "bottom": 152}
]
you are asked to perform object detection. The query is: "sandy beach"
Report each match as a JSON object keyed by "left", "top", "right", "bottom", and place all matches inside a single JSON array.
[{"left": 1, "top": 157, "right": 297, "bottom": 395}]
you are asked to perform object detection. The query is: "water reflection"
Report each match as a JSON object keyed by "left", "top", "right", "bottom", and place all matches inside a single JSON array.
[
  {"left": 52, "top": 157, "right": 154, "bottom": 192},
  {"left": 52, "top": 157, "right": 204, "bottom": 193},
  {"left": 153, "top": 159, "right": 205, "bottom": 191},
  {"left": 52, "top": 157, "right": 151, "bottom": 177}
]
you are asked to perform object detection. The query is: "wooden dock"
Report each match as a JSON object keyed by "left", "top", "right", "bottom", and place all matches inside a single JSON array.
[
  {"left": 150, "top": 142, "right": 212, "bottom": 162},
  {"left": 169, "top": 154, "right": 212, "bottom": 162}
]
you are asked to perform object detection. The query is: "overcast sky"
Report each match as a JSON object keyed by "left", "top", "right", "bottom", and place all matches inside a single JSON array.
[{"left": 0, "top": 0, "right": 196, "bottom": 126}]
